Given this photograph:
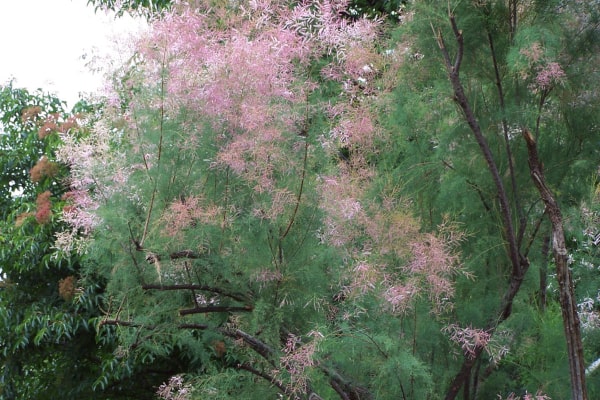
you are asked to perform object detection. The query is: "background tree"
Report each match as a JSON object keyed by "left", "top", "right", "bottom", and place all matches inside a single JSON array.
[
  {"left": 0, "top": 84, "right": 102, "bottom": 399},
  {"left": 87, "top": 0, "right": 173, "bottom": 17},
  {"left": 0, "top": 84, "right": 158, "bottom": 399}
]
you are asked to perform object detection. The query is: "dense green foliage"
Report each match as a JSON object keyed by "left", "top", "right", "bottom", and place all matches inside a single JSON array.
[{"left": 3, "top": 0, "right": 600, "bottom": 399}]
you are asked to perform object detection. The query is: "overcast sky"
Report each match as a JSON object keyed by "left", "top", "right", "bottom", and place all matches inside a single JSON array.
[{"left": 0, "top": 0, "right": 146, "bottom": 108}]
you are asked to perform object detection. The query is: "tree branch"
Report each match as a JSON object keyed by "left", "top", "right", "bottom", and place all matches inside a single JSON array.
[
  {"left": 487, "top": 31, "right": 526, "bottom": 247},
  {"left": 142, "top": 283, "right": 250, "bottom": 303},
  {"left": 179, "top": 305, "right": 253, "bottom": 316},
  {"left": 100, "top": 319, "right": 208, "bottom": 330},
  {"left": 221, "top": 327, "right": 277, "bottom": 363}
]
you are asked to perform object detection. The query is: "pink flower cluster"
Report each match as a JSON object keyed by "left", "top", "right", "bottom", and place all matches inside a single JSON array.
[
  {"left": 535, "top": 62, "right": 566, "bottom": 91},
  {"left": 156, "top": 375, "right": 191, "bottom": 400},
  {"left": 498, "top": 391, "right": 551, "bottom": 400},
  {"left": 161, "top": 196, "right": 221, "bottom": 238},
  {"left": 278, "top": 331, "right": 322, "bottom": 395},
  {"left": 442, "top": 324, "right": 491, "bottom": 359},
  {"left": 519, "top": 42, "right": 566, "bottom": 92}
]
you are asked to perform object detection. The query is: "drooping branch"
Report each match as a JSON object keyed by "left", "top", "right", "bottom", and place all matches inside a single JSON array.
[
  {"left": 522, "top": 128, "right": 588, "bottom": 400},
  {"left": 319, "top": 365, "right": 373, "bottom": 400}
]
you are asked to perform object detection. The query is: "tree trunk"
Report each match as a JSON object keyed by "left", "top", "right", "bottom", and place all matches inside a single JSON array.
[{"left": 522, "top": 128, "right": 588, "bottom": 400}]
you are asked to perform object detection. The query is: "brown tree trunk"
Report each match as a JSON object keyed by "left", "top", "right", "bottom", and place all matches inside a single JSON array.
[{"left": 523, "top": 128, "right": 588, "bottom": 400}]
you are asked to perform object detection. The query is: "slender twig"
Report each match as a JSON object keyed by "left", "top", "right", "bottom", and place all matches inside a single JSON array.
[
  {"left": 487, "top": 32, "right": 526, "bottom": 246},
  {"left": 434, "top": 14, "right": 521, "bottom": 276},
  {"left": 219, "top": 168, "right": 230, "bottom": 252},
  {"left": 140, "top": 49, "right": 168, "bottom": 247},
  {"left": 100, "top": 319, "right": 209, "bottom": 330},
  {"left": 281, "top": 122, "right": 310, "bottom": 240}
]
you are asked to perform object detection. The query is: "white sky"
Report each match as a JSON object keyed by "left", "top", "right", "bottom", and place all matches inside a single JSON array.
[{"left": 0, "top": 0, "right": 146, "bottom": 109}]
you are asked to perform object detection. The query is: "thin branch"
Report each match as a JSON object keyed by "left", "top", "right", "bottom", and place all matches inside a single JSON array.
[
  {"left": 100, "top": 319, "right": 208, "bottom": 330},
  {"left": 434, "top": 12, "right": 530, "bottom": 400},
  {"left": 142, "top": 284, "right": 250, "bottom": 303},
  {"left": 169, "top": 250, "right": 202, "bottom": 259},
  {"left": 329, "top": 379, "right": 351, "bottom": 400},
  {"left": 281, "top": 124, "right": 310, "bottom": 240},
  {"left": 219, "top": 168, "right": 230, "bottom": 252},
  {"left": 221, "top": 327, "right": 276, "bottom": 363},
  {"left": 434, "top": 13, "right": 521, "bottom": 277},
  {"left": 487, "top": 31, "right": 526, "bottom": 247},
  {"left": 179, "top": 305, "right": 253, "bottom": 316},
  {"left": 449, "top": 15, "right": 463, "bottom": 74},
  {"left": 319, "top": 365, "right": 372, "bottom": 400},
  {"left": 523, "top": 209, "right": 546, "bottom": 258},
  {"left": 236, "top": 363, "right": 295, "bottom": 397}
]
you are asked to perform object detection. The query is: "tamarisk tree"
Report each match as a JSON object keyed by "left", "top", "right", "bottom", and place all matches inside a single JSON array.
[{"left": 58, "top": 0, "right": 465, "bottom": 398}]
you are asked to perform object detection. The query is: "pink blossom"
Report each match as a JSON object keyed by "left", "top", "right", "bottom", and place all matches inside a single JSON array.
[
  {"left": 383, "top": 282, "right": 419, "bottom": 314},
  {"left": 443, "top": 324, "right": 491, "bottom": 359},
  {"left": 157, "top": 375, "right": 191, "bottom": 400},
  {"left": 278, "top": 332, "right": 322, "bottom": 395},
  {"left": 498, "top": 391, "right": 551, "bottom": 400},
  {"left": 519, "top": 42, "right": 544, "bottom": 63},
  {"left": 60, "top": 190, "right": 100, "bottom": 234},
  {"left": 536, "top": 62, "right": 565, "bottom": 90},
  {"left": 161, "top": 196, "right": 221, "bottom": 238},
  {"left": 348, "top": 261, "right": 381, "bottom": 295}
]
